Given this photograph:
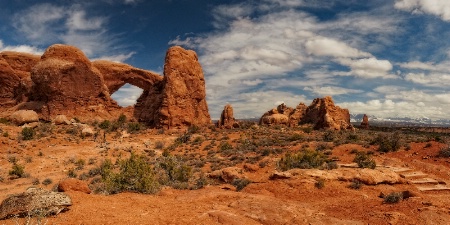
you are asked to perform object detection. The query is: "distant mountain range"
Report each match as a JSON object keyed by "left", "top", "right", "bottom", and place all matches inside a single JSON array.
[{"left": 350, "top": 114, "right": 450, "bottom": 127}]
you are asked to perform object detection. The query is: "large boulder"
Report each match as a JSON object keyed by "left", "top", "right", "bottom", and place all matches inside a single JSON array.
[
  {"left": 259, "top": 103, "right": 293, "bottom": 126},
  {"left": 302, "top": 96, "right": 353, "bottom": 130},
  {"left": 217, "top": 104, "right": 238, "bottom": 129},
  {"left": 135, "top": 46, "right": 212, "bottom": 129},
  {"left": 0, "top": 187, "right": 72, "bottom": 220},
  {"left": 9, "top": 110, "right": 39, "bottom": 125},
  {"left": 58, "top": 178, "right": 91, "bottom": 194},
  {"left": 29, "top": 44, "right": 118, "bottom": 120}
]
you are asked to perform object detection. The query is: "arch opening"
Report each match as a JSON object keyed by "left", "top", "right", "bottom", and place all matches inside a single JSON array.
[{"left": 111, "top": 83, "right": 144, "bottom": 107}]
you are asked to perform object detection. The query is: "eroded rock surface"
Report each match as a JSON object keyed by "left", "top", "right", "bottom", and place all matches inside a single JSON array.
[
  {"left": 0, "top": 187, "right": 72, "bottom": 220},
  {"left": 217, "top": 104, "right": 238, "bottom": 129},
  {"left": 361, "top": 114, "right": 369, "bottom": 129}
]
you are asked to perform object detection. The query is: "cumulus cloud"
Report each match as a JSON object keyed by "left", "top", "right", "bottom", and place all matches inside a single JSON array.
[
  {"left": 0, "top": 40, "right": 43, "bottom": 55},
  {"left": 111, "top": 84, "right": 143, "bottom": 107},
  {"left": 12, "top": 3, "right": 131, "bottom": 60},
  {"left": 303, "top": 86, "right": 363, "bottom": 96},
  {"left": 404, "top": 73, "right": 450, "bottom": 87},
  {"left": 395, "top": 0, "right": 450, "bottom": 21},
  {"left": 92, "top": 52, "right": 136, "bottom": 63}
]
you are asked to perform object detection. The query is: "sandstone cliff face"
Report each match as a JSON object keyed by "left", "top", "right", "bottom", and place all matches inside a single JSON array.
[
  {"left": 302, "top": 96, "right": 353, "bottom": 130},
  {"left": 0, "top": 52, "right": 39, "bottom": 107},
  {"left": 217, "top": 104, "right": 238, "bottom": 129},
  {"left": 135, "top": 46, "right": 212, "bottom": 128},
  {"left": 29, "top": 44, "right": 117, "bottom": 120},
  {"left": 260, "top": 96, "right": 353, "bottom": 130},
  {"left": 361, "top": 114, "right": 369, "bottom": 129}
]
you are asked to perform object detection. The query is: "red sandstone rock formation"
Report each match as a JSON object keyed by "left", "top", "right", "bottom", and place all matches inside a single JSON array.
[
  {"left": 260, "top": 96, "right": 353, "bottom": 130},
  {"left": 217, "top": 104, "right": 238, "bottom": 129},
  {"left": 135, "top": 46, "right": 212, "bottom": 129},
  {"left": 0, "top": 52, "right": 39, "bottom": 107},
  {"left": 302, "top": 96, "right": 353, "bottom": 130},
  {"left": 0, "top": 44, "right": 212, "bottom": 129},
  {"left": 29, "top": 44, "right": 118, "bottom": 120},
  {"left": 92, "top": 60, "right": 162, "bottom": 94},
  {"left": 361, "top": 114, "right": 369, "bottom": 129}
]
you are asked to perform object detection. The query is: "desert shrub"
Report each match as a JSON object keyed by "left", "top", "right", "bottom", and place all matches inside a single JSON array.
[
  {"left": 0, "top": 118, "right": 9, "bottom": 124},
  {"left": 353, "top": 151, "right": 376, "bottom": 169},
  {"left": 75, "top": 159, "right": 86, "bottom": 170},
  {"left": 36, "top": 122, "right": 53, "bottom": 138},
  {"left": 373, "top": 132, "right": 402, "bottom": 152},
  {"left": 314, "top": 178, "right": 325, "bottom": 189},
  {"left": 438, "top": 146, "right": 450, "bottom": 158},
  {"left": 232, "top": 178, "right": 251, "bottom": 191},
  {"left": 21, "top": 127, "right": 35, "bottom": 140},
  {"left": 424, "top": 142, "right": 432, "bottom": 148},
  {"left": 323, "top": 130, "right": 337, "bottom": 142},
  {"left": 288, "top": 133, "right": 303, "bottom": 142},
  {"left": 325, "top": 161, "right": 338, "bottom": 170},
  {"left": 348, "top": 179, "right": 362, "bottom": 189},
  {"left": 127, "top": 122, "right": 141, "bottom": 133},
  {"left": 155, "top": 141, "right": 165, "bottom": 149},
  {"left": 42, "top": 178, "right": 53, "bottom": 186},
  {"left": 99, "top": 120, "right": 111, "bottom": 130},
  {"left": 2, "top": 131, "right": 8, "bottom": 137},
  {"left": 9, "top": 163, "right": 25, "bottom": 178},
  {"left": 175, "top": 133, "right": 191, "bottom": 145},
  {"left": 157, "top": 155, "right": 193, "bottom": 184},
  {"left": 103, "top": 153, "right": 160, "bottom": 194},
  {"left": 219, "top": 141, "right": 233, "bottom": 151},
  {"left": 188, "top": 125, "right": 200, "bottom": 134},
  {"left": 67, "top": 168, "right": 77, "bottom": 178},
  {"left": 277, "top": 149, "right": 330, "bottom": 171},
  {"left": 383, "top": 192, "right": 403, "bottom": 204},
  {"left": 118, "top": 114, "right": 127, "bottom": 124}
]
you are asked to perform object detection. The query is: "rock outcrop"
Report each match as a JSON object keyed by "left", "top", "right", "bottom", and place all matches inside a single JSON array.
[
  {"left": 302, "top": 96, "right": 353, "bottom": 130},
  {"left": 29, "top": 44, "right": 117, "bottom": 120},
  {"left": 9, "top": 110, "right": 39, "bottom": 125},
  {"left": 217, "top": 104, "right": 238, "bottom": 129},
  {"left": 0, "top": 52, "right": 39, "bottom": 107},
  {"left": 0, "top": 44, "right": 212, "bottom": 129},
  {"left": 0, "top": 187, "right": 72, "bottom": 220},
  {"left": 259, "top": 96, "right": 353, "bottom": 130},
  {"left": 135, "top": 46, "right": 211, "bottom": 129},
  {"left": 58, "top": 178, "right": 91, "bottom": 194},
  {"left": 361, "top": 114, "right": 369, "bottom": 129}
]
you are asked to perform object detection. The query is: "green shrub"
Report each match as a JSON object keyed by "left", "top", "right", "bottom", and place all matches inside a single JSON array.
[
  {"left": 158, "top": 156, "right": 193, "bottom": 183},
  {"left": 99, "top": 120, "right": 111, "bottom": 130},
  {"left": 67, "top": 168, "right": 77, "bottom": 178},
  {"left": 42, "top": 178, "right": 53, "bottom": 186},
  {"left": 118, "top": 114, "right": 127, "bottom": 124},
  {"left": 103, "top": 153, "right": 160, "bottom": 194},
  {"left": 438, "top": 146, "right": 450, "bottom": 158},
  {"left": 21, "top": 127, "right": 35, "bottom": 140},
  {"left": 383, "top": 192, "right": 403, "bottom": 204},
  {"left": 374, "top": 132, "right": 402, "bottom": 152},
  {"left": 348, "top": 179, "right": 362, "bottom": 189},
  {"left": 127, "top": 122, "right": 141, "bottom": 133},
  {"left": 2, "top": 131, "right": 8, "bottom": 137},
  {"left": 353, "top": 151, "right": 376, "bottom": 169},
  {"left": 0, "top": 118, "right": 9, "bottom": 124},
  {"left": 232, "top": 178, "right": 251, "bottom": 191},
  {"left": 277, "top": 149, "right": 330, "bottom": 171},
  {"left": 175, "top": 133, "right": 191, "bottom": 145},
  {"left": 9, "top": 163, "right": 25, "bottom": 178}
]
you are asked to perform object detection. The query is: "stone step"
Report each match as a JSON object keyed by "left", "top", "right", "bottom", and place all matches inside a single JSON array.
[
  {"left": 338, "top": 163, "right": 359, "bottom": 168},
  {"left": 410, "top": 178, "right": 439, "bottom": 185},
  {"left": 400, "top": 171, "right": 428, "bottom": 179},
  {"left": 417, "top": 185, "right": 450, "bottom": 192},
  {"left": 386, "top": 167, "right": 413, "bottom": 173}
]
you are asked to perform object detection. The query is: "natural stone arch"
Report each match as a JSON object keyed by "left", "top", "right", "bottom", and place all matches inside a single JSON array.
[{"left": 92, "top": 60, "right": 163, "bottom": 95}]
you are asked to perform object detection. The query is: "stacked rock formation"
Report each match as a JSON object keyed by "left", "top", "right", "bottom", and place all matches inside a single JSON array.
[
  {"left": 217, "top": 104, "right": 238, "bottom": 129},
  {"left": 0, "top": 44, "right": 212, "bottom": 129},
  {"left": 361, "top": 114, "right": 369, "bottom": 129},
  {"left": 260, "top": 96, "right": 353, "bottom": 130}
]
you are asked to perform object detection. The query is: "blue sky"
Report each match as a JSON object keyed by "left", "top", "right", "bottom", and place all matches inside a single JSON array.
[{"left": 1, "top": 0, "right": 450, "bottom": 120}]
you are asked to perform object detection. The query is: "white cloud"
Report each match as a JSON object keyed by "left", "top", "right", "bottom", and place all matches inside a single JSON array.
[
  {"left": 404, "top": 73, "right": 450, "bottom": 87},
  {"left": 303, "top": 86, "right": 363, "bottom": 96},
  {"left": 0, "top": 40, "right": 43, "bottom": 55},
  {"left": 338, "top": 57, "right": 395, "bottom": 79},
  {"left": 305, "top": 36, "right": 371, "bottom": 58},
  {"left": 395, "top": 0, "right": 450, "bottom": 21},
  {"left": 12, "top": 3, "right": 128, "bottom": 59},
  {"left": 110, "top": 84, "right": 143, "bottom": 107},
  {"left": 92, "top": 52, "right": 136, "bottom": 63}
]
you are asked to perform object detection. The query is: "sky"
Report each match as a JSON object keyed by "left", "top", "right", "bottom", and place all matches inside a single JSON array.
[{"left": 1, "top": 0, "right": 450, "bottom": 120}]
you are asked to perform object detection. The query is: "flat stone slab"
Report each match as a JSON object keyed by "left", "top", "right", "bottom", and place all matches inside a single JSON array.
[
  {"left": 410, "top": 178, "right": 439, "bottom": 185},
  {"left": 338, "top": 163, "right": 358, "bottom": 168},
  {"left": 417, "top": 185, "right": 450, "bottom": 192},
  {"left": 385, "top": 167, "right": 413, "bottom": 173},
  {"left": 400, "top": 171, "right": 428, "bottom": 179}
]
